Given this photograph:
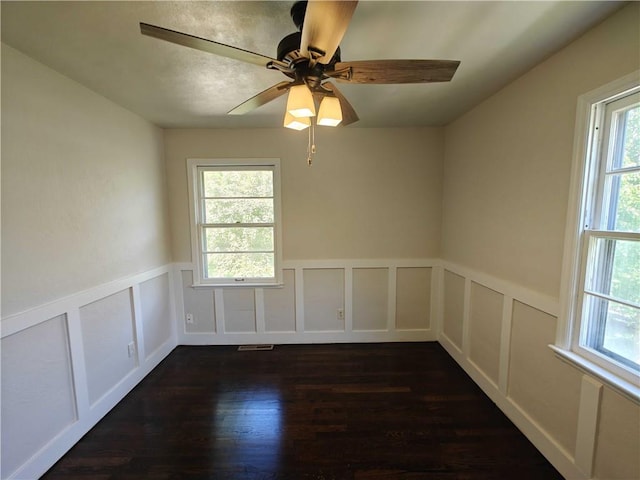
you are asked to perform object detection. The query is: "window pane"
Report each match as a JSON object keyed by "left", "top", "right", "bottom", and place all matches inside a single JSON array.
[
  {"left": 618, "top": 105, "right": 639, "bottom": 169},
  {"left": 204, "top": 199, "right": 274, "bottom": 224},
  {"left": 204, "top": 227, "right": 273, "bottom": 253},
  {"left": 586, "top": 237, "right": 640, "bottom": 305},
  {"left": 602, "top": 171, "right": 640, "bottom": 232},
  {"left": 202, "top": 170, "right": 273, "bottom": 198},
  {"left": 205, "top": 253, "right": 274, "bottom": 278},
  {"left": 583, "top": 294, "right": 640, "bottom": 370}
]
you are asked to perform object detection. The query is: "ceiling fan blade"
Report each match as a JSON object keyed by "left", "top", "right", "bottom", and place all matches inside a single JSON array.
[
  {"left": 140, "top": 22, "right": 280, "bottom": 68},
  {"left": 228, "top": 81, "right": 294, "bottom": 115},
  {"left": 300, "top": 0, "right": 358, "bottom": 65},
  {"left": 324, "top": 82, "right": 359, "bottom": 126},
  {"left": 330, "top": 59, "right": 460, "bottom": 84}
]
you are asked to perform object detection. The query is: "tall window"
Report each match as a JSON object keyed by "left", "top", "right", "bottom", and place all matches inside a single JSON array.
[
  {"left": 560, "top": 75, "right": 639, "bottom": 390},
  {"left": 187, "top": 159, "right": 282, "bottom": 286}
]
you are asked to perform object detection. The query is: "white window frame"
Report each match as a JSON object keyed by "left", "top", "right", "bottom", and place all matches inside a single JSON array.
[
  {"left": 186, "top": 158, "right": 283, "bottom": 287},
  {"left": 554, "top": 71, "right": 640, "bottom": 403}
]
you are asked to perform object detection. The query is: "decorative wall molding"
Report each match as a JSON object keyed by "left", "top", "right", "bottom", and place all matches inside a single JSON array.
[
  {"left": 438, "top": 260, "right": 600, "bottom": 480},
  {"left": 439, "top": 334, "right": 585, "bottom": 480},
  {"left": 1, "top": 265, "right": 178, "bottom": 480},
  {"left": 174, "top": 259, "right": 440, "bottom": 346},
  {"left": 3, "top": 259, "right": 622, "bottom": 480}
]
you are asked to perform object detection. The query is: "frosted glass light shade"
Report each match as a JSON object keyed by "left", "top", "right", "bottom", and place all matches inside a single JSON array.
[
  {"left": 283, "top": 111, "right": 311, "bottom": 130},
  {"left": 317, "top": 96, "right": 342, "bottom": 126},
  {"left": 286, "top": 85, "right": 316, "bottom": 118}
]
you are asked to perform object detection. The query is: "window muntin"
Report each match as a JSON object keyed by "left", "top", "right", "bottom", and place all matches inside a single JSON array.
[
  {"left": 188, "top": 160, "right": 282, "bottom": 286},
  {"left": 575, "top": 89, "right": 640, "bottom": 379}
]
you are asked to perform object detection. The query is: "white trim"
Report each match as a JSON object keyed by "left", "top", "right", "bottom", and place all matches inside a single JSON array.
[
  {"left": 461, "top": 277, "right": 472, "bottom": 357},
  {"left": 173, "top": 265, "right": 188, "bottom": 343},
  {"left": 255, "top": 288, "right": 266, "bottom": 334},
  {"left": 387, "top": 266, "right": 397, "bottom": 331},
  {"left": 131, "top": 284, "right": 145, "bottom": 364},
  {"left": 574, "top": 376, "right": 603, "bottom": 477},
  {"left": 185, "top": 158, "right": 283, "bottom": 287},
  {"left": 294, "top": 267, "right": 305, "bottom": 333},
  {"left": 344, "top": 267, "right": 353, "bottom": 333},
  {"left": 214, "top": 289, "right": 225, "bottom": 334},
  {"left": 66, "top": 308, "right": 90, "bottom": 420},
  {"left": 431, "top": 265, "right": 444, "bottom": 335},
  {"left": 498, "top": 295, "right": 514, "bottom": 395},
  {"left": 557, "top": 71, "right": 640, "bottom": 390}
]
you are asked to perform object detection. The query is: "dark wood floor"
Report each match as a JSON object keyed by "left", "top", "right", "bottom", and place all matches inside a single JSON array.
[{"left": 42, "top": 343, "right": 563, "bottom": 480}]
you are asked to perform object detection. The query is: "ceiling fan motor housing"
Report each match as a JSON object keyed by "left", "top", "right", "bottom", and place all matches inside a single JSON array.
[
  {"left": 277, "top": 32, "right": 341, "bottom": 65},
  {"left": 277, "top": 0, "right": 342, "bottom": 87}
]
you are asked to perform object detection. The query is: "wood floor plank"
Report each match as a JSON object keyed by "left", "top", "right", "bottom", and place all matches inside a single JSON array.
[{"left": 42, "top": 343, "right": 563, "bottom": 479}]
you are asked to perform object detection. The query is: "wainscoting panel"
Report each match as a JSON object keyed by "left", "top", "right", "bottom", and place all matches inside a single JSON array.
[
  {"left": 0, "top": 265, "right": 177, "bottom": 480},
  {"left": 80, "top": 289, "right": 137, "bottom": 406},
  {"left": 139, "top": 273, "right": 174, "bottom": 359},
  {"left": 223, "top": 288, "right": 257, "bottom": 333},
  {"left": 303, "top": 268, "right": 345, "bottom": 332},
  {"left": 352, "top": 268, "right": 388, "bottom": 331},
  {"left": 508, "top": 301, "right": 581, "bottom": 455},
  {"left": 263, "top": 269, "right": 296, "bottom": 333},
  {"left": 468, "top": 282, "right": 503, "bottom": 386},
  {"left": 593, "top": 386, "right": 640, "bottom": 479},
  {"left": 4, "top": 259, "right": 633, "bottom": 480},
  {"left": 438, "top": 260, "right": 618, "bottom": 480},
  {"left": 181, "top": 270, "right": 215, "bottom": 333},
  {"left": 442, "top": 269, "right": 465, "bottom": 349},
  {"left": 176, "top": 259, "right": 438, "bottom": 344},
  {"left": 1, "top": 315, "right": 76, "bottom": 479},
  {"left": 395, "top": 267, "right": 431, "bottom": 330}
]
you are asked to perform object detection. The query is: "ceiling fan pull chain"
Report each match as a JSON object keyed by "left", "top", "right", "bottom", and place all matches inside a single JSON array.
[{"left": 307, "top": 120, "right": 316, "bottom": 166}]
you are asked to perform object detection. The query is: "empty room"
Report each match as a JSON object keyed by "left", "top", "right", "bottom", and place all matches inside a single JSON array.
[{"left": 1, "top": 1, "right": 639, "bottom": 479}]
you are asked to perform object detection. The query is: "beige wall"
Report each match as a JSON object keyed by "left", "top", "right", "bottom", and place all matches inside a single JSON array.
[
  {"left": 1, "top": 44, "right": 172, "bottom": 316},
  {"left": 442, "top": 2, "right": 640, "bottom": 298},
  {"left": 1, "top": 44, "right": 176, "bottom": 480},
  {"left": 164, "top": 127, "right": 443, "bottom": 263},
  {"left": 441, "top": 4, "right": 640, "bottom": 480}
]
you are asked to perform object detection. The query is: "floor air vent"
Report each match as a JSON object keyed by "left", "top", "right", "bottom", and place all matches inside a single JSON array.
[{"left": 237, "top": 344, "right": 274, "bottom": 351}]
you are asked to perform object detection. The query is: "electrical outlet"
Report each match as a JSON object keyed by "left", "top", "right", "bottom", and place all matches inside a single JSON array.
[
  {"left": 185, "top": 313, "right": 194, "bottom": 324},
  {"left": 337, "top": 308, "right": 345, "bottom": 320},
  {"left": 127, "top": 342, "right": 136, "bottom": 358}
]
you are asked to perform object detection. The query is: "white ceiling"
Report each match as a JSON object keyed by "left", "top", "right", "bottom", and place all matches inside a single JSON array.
[{"left": 1, "top": 1, "right": 625, "bottom": 128}]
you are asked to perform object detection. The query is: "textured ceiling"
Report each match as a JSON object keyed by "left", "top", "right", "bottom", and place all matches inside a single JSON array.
[{"left": 1, "top": 1, "right": 625, "bottom": 128}]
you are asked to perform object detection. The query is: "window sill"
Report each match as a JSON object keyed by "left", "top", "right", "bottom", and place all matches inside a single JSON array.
[{"left": 549, "top": 345, "right": 640, "bottom": 404}]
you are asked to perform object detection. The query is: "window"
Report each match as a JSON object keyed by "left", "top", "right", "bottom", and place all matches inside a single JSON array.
[
  {"left": 558, "top": 73, "right": 639, "bottom": 396},
  {"left": 187, "top": 158, "right": 282, "bottom": 286}
]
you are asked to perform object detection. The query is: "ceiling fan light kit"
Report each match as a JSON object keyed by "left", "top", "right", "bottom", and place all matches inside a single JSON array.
[
  {"left": 317, "top": 96, "right": 343, "bottom": 126},
  {"left": 140, "top": 0, "right": 460, "bottom": 164},
  {"left": 283, "top": 111, "right": 311, "bottom": 131},
  {"left": 286, "top": 84, "right": 316, "bottom": 118}
]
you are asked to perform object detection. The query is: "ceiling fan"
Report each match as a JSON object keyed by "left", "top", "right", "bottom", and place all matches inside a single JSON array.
[{"left": 140, "top": 0, "right": 460, "bottom": 130}]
